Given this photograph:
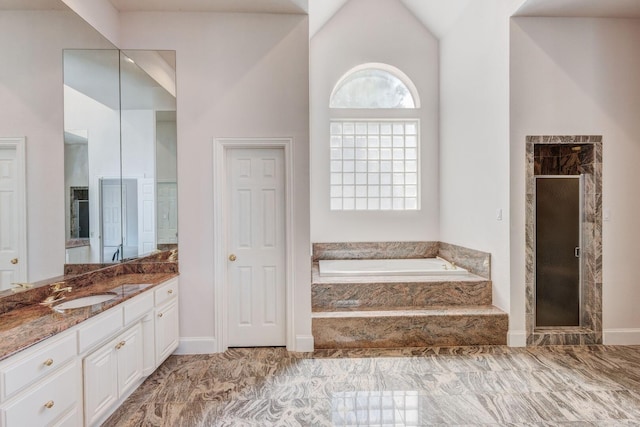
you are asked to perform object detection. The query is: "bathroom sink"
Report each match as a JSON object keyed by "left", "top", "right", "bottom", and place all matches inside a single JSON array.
[{"left": 54, "top": 293, "right": 117, "bottom": 310}]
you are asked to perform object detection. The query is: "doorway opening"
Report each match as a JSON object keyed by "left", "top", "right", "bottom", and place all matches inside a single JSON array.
[{"left": 525, "top": 136, "right": 602, "bottom": 345}]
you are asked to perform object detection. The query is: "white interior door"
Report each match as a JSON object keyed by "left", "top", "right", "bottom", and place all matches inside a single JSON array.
[
  {"left": 101, "top": 180, "right": 123, "bottom": 262},
  {"left": 227, "top": 148, "right": 286, "bottom": 347},
  {"left": 157, "top": 182, "right": 177, "bottom": 244},
  {"left": 138, "top": 178, "right": 156, "bottom": 256},
  {"left": 0, "top": 139, "right": 26, "bottom": 290}
]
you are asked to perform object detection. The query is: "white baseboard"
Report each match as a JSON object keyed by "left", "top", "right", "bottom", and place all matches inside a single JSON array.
[
  {"left": 603, "top": 329, "right": 640, "bottom": 345},
  {"left": 292, "top": 334, "right": 314, "bottom": 352},
  {"left": 507, "top": 330, "right": 527, "bottom": 347},
  {"left": 174, "top": 337, "right": 219, "bottom": 354}
]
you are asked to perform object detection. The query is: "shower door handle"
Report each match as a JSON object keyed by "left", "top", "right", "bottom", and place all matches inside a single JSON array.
[{"left": 575, "top": 247, "right": 580, "bottom": 258}]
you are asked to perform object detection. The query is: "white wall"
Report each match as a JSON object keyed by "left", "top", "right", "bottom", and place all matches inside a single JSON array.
[
  {"left": 310, "top": 0, "right": 440, "bottom": 242},
  {"left": 510, "top": 17, "right": 640, "bottom": 344},
  {"left": 439, "top": 0, "right": 521, "bottom": 326},
  {"left": 0, "top": 11, "right": 113, "bottom": 281},
  {"left": 120, "top": 12, "right": 311, "bottom": 352}
]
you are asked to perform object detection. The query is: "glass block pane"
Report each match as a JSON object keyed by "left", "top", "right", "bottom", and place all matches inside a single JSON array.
[
  {"left": 380, "top": 161, "right": 392, "bottom": 172},
  {"left": 355, "top": 161, "right": 367, "bottom": 173},
  {"left": 330, "top": 161, "right": 342, "bottom": 172},
  {"left": 405, "top": 198, "right": 418, "bottom": 210},
  {"left": 393, "top": 198, "right": 405, "bottom": 210},
  {"left": 368, "top": 148, "right": 380, "bottom": 160},
  {"left": 331, "top": 136, "right": 342, "bottom": 147},
  {"left": 330, "top": 186, "right": 343, "bottom": 197},
  {"left": 393, "top": 173, "right": 405, "bottom": 185},
  {"left": 380, "top": 198, "right": 392, "bottom": 210},
  {"left": 393, "top": 123, "right": 404, "bottom": 134},
  {"left": 405, "top": 185, "right": 417, "bottom": 197},
  {"left": 406, "top": 148, "right": 417, "bottom": 160},
  {"left": 393, "top": 186, "right": 404, "bottom": 197},
  {"left": 405, "top": 122, "right": 417, "bottom": 134},
  {"left": 355, "top": 198, "right": 367, "bottom": 210},
  {"left": 381, "top": 136, "right": 392, "bottom": 147},
  {"left": 380, "top": 149, "right": 392, "bottom": 160},
  {"left": 368, "top": 199, "right": 380, "bottom": 210},
  {"left": 393, "top": 161, "right": 404, "bottom": 172},
  {"left": 393, "top": 136, "right": 404, "bottom": 147},
  {"left": 356, "top": 149, "right": 367, "bottom": 160},
  {"left": 343, "top": 148, "right": 354, "bottom": 160},
  {"left": 355, "top": 122, "right": 367, "bottom": 134},
  {"left": 405, "top": 173, "right": 417, "bottom": 185},
  {"left": 405, "top": 136, "right": 417, "bottom": 147},
  {"left": 368, "top": 186, "right": 380, "bottom": 197},
  {"left": 343, "top": 186, "right": 355, "bottom": 197},
  {"left": 380, "top": 173, "right": 392, "bottom": 185},
  {"left": 355, "top": 186, "right": 367, "bottom": 197},
  {"left": 343, "top": 122, "right": 355, "bottom": 134},
  {"left": 368, "top": 136, "right": 379, "bottom": 147},
  {"left": 368, "top": 161, "right": 379, "bottom": 173},
  {"left": 381, "top": 186, "right": 392, "bottom": 197},
  {"left": 381, "top": 122, "right": 392, "bottom": 134},
  {"left": 356, "top": 137, "right": 367, "bottom": 148},
  {"left": 368, "top": 173, "right": 379, "bottom": 184},
  {"left": 356, "top": 173, "right": 367, "bottom": 185},
  {"left": 393, "top": 149, "right": 404, "bottom": 159},
  {"left": 330, "top": 122, "right": 342, "bottom": 135},
  {"left": 406, "top": 161, "right": 417, "bottom": 173},
  {"left": 330, "top": 198, "right": 343, "bottom": 210},
  {"left": 330, "top": 173, "right": 342, "bottom": 185},
  {"left": 343, "top": 198, "right": 355, "bottom": 210},
  {"left": 368, "top": 122, "right": 379, "bottom": 134},
  {"left": 343, "top": 161, "right": 355, "bottom": 172},
  {"left": 343, "top": 173, "right": 355, "bottom": 185},
  {"left": 331, "top": 149, "right": 342, "bottom": 160}
]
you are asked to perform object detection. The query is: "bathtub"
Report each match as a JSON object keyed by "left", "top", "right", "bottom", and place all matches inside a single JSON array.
[{"left": 318, "top": 257, "right": 469, "bottom": 277}]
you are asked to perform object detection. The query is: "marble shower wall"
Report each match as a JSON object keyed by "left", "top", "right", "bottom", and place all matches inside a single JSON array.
[
  {"left": 526, "top": 136, "right": 602, "bottom": 345},
  {"left": 312, "top": 242, "right": 491, "bottom": 279}
]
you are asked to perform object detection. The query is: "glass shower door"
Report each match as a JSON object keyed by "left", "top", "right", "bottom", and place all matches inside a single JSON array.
[{"left": 535, "top": 176, "right": 581, "bottom": 327}]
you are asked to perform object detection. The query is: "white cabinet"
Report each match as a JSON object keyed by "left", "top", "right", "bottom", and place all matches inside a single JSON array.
[
  {"left": 83, "top": 323, "right": 143, "bottom": 427},
  {"left": 154, "top": 278, "right": 179, "bottom": 367}
]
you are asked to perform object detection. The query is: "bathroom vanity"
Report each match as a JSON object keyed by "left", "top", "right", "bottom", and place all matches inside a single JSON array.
[{"left": 0, "top": 275, "right": 179, "bottom": 427}]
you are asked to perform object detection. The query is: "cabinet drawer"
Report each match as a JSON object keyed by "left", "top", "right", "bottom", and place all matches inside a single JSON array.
[
  {"left": 124, "top": 291, "right": 153, "bottom": 325},
  {"left": 154, "top": 279, "right": 178, "bottom": 306},
  {"left": 78, "top": 308, "right": 123, "bottom": 353},
  {"left": 1, "top": 359, "right": 81, "bottom": 427},
  {"left": 1, "top": 332, "right": 77, "bottom": 401}
]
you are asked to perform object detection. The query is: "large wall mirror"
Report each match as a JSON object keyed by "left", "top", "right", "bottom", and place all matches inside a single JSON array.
[{"left": 63, "top": 49, "right": 177, "bottom": 265}]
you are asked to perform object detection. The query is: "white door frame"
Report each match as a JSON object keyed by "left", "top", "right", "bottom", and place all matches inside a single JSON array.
[
  {"left": 213, "top": 138, "right": 295, "bottom": 352},
  {"left": 0, "top": 137, "right": 28, "bottom": 282}
]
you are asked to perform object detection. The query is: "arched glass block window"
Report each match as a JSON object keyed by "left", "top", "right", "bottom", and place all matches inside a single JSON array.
[{"left": 330, "top": 63, "right": 420, "bottom": 109}]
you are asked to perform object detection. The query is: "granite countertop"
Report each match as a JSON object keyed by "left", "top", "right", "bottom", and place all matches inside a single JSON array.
[{"left": 0, "top": 272, "right": 178, "bottom": 362}]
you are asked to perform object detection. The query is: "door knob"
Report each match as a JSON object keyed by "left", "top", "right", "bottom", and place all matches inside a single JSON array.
[
  {"left": 229, "top": 254, "right": 237, "bottom": 262},
  {"left": 10, "top": 258, "right": 18, "bottom": 265}
]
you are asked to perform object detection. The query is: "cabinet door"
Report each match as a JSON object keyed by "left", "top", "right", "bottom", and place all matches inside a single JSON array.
[
  {"left": 116, "top": 323, "right": 144, "bottom": 399},
  {"left": 155, "top": 299, "right": 179, "bottom": 367},
  {"left": 84, "top": 345, "right": 118, "bottom": 427}
]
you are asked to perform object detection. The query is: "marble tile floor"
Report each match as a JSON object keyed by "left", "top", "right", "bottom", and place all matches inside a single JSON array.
[{"left": 104, "top": 345, "right": 640, "bottom": 426}]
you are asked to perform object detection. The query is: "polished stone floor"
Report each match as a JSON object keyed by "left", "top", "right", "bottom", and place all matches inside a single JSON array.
[{"left": 104, "top": 345, "right": 640, "bottom": 426}]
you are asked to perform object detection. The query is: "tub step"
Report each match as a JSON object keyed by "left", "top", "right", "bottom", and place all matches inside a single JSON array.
[{"left": 312, "top": 306, "right": 508, "bottom": 349}]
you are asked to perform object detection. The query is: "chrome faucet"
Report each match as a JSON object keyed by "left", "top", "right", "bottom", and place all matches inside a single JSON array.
[{"left": 41, "top": 282, "right": 73, "bottom": 305}]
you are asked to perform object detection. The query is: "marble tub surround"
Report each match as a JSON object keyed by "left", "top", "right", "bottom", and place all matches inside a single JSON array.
[
  {"left": 313, "top": 241, "right": 491, "bottom": 279},
  {"left": 312, "top": 264, "right": 491, "bottom": 311},
  {"left": 63, "top": 248, "right": 178, "bottom": 276},
  {"left": 0, "top": 270, "right": 178, "bottom": 361},
  {"left": 526, "top": 136, "right": 602, "bottom": 346},
  {"left": 104, "top": 345, "right": 640, "bottom": 426}
]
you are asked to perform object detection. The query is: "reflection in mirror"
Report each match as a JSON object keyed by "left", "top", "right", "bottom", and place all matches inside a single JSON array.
[
  {"left": 120, "top": 50, "right": 177, "bottom": 260},
  {"left": 63, "top": 49, "right": 122, "bottom": 264}
]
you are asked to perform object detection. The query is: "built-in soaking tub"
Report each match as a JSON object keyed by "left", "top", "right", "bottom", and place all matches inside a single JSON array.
[{"left": 318, "top": 257, "right": 469, "bottom": 277}]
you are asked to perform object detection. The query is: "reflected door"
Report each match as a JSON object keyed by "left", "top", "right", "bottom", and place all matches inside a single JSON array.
[
  {"left": 101, "top": 180, "right": 123, "bottom": 262},
  {"left": 0, "top": 140, "right": 26, "bottom": 290},
  {"left": 535, "top": 176, "right": 581, "bottom": 327},
  {"left": 157, "top": 182, "right": 177, "bottom": 244},
  {"left": 227, "top": 148, "right": 286, "bottom": 347}
]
